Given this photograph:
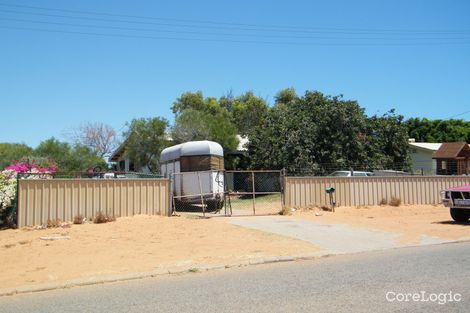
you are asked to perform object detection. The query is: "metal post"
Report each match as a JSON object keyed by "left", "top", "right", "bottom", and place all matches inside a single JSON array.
[
  {"left": 280, "top": 169, "right": 285, "bottom": 208},
  {"left": 197, "top": 172, "right": 206, "bottom": 217},
  {"left": 169, "top": 174, "right": 174, "bottom": 216},
  {"left": 15, "top": 173, "right": 20, "bottom": 228},
  {"left": 251, "top": 171, "right": 256, "bottom": 215}
]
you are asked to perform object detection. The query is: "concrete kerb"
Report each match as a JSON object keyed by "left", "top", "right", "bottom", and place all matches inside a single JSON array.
[
  {"left": 0, "top": 253, "right": 324, "bottom": 297},
  {"left": 3, "top": 239, "right": 470, "bottom": 297}
]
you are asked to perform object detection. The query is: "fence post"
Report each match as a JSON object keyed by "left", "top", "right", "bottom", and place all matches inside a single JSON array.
[
  {"left": 280, "top": 169, "right": 286, "bottom": 208},
  {"left": 197, "top": 172, "right": 206, "bottom": 217},
  {"left": 251, "top": 171, "right": 256, "bottom": 215},
  {"left": 15, "top": 173, "right": 20, "bottom": 228},
  {"left": 168, "top": 174, "right": 174, "bottom": 217}
]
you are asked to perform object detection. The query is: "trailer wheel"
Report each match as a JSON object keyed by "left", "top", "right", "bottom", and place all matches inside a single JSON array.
[
  {"left": 206, "top": 199, "right": 224, "bottom": 212},
  {"left": 450, "top": 208, "right": 470, "bottom": 223}
]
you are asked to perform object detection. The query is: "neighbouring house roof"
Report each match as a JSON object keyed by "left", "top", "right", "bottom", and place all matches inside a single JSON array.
[
  {"left": 160, "top": 140, "right": 223, "bottom": 163},
  {"left": 409, "top": 142, "right": 442, "bottom": 152},
  {"left": 109, "top": 140, "right": 128, "bottom": 162},
  {"left": 109, "top": 133, "right": 173, "bottom": 162},
  {"left": 433, "top": 142, "right": 470, "bottom": 159}
]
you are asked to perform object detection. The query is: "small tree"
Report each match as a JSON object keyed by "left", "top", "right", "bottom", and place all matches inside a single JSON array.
[{"left": 123, "top": 117, "right": 169, "bottom": 173}]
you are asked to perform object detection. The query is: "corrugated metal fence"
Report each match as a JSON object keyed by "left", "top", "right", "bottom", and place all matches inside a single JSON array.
[
  {"left": 284, "top": 176, "right": 470, "bottom": 208},
  {"left": 17, "top": 179, "right": 171, "bottom": 227}
]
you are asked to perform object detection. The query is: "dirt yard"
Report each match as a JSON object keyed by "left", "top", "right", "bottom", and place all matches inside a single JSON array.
[
  {"left": 291, "top": 204, "right": 470, "bottom": 244},
  {"left": 0, "top": 215, "right": 318, "bottom": 289},
  {"left": 1, "top": 204, "right": 468, "bottom": 291}
]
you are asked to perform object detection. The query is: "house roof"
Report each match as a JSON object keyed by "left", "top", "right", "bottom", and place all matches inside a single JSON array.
[
  {"left": 433, "top": 142, "right": 470, "bottom": 159},
  {"left": 409, "top": 142, "right": 442, "bottom": 152},
  {"left": 109, "top": 140, "right": 128, "bottom": 162},
  {"left": 109, "top": 133, "right": 173, "bottom": 162}
]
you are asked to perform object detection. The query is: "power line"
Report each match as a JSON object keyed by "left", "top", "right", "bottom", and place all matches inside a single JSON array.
[
  {"left": 2, "top": 17, "right": 469, "bottom": 42},
  {"left": 2, "top": 25, "right": 470, "bottom": 46},
  {"left": 446, "top": 110, "right": 470, "bottom": 119},
  {"left": 0, "top": 4, "right": 468, "bottom": 36}
]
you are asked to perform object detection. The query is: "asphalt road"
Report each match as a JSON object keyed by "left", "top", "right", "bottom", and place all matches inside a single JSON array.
[{"left": 1, "top": 242, "right": 469, "bottom": 313}]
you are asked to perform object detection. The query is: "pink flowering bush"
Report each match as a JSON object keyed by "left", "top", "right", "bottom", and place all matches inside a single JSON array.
[{"left": 1, "top": 161, "right": 57, "bottom": 227}]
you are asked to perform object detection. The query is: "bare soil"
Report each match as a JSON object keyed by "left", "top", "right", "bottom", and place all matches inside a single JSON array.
[{"left": 0, "top": 215, "right": 318, "bottom": 289}]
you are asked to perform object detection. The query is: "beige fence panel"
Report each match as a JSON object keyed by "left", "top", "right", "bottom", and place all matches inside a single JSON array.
[
  {"left": 284, "top": 176, "right": 470, "bottom": 208},
  {"left": 17, "top": 179, "right": 171, "bottom": 227}
]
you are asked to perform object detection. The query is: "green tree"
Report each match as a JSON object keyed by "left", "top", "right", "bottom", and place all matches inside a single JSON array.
[
  {"left": 248, "top": 90, "right": 410, "bottom": 174},
  {"left": 368, "top": 110, "right": 411, "bottom": 170},
  {"left": 171, "top": 109, "right": 238, "bottom": 151},
  {"left": 170, "top": 91, "right": 239, "bottom": 151},
  {"left": 0, "top": 143, "right": 33, "bottom": 169},
  {"left": 34, "top": 138, "right": 107, "bottom": 173},
  {"left": 123, "top": 117, "right": 169, "bottom": 173},
  {"left": 405, "top": 118, "right": 470, "bottom": 143},
  {"left": 230, "top": 91, "right": 269, "bottom": 136}
]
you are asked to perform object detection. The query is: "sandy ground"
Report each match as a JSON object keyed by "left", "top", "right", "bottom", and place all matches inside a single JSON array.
[
  {"left": 0, "top": 215, "right": 318, "bottom": 289},
  {"left": 290, "top": 204, "right": 470, "bottom": 244},
  {"left": 1, "top": 204, "right": 468, "bottom": 290}
]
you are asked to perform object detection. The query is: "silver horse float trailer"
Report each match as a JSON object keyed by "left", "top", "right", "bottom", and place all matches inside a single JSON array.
[{"left": 160, "top": 140, "right": 225, "bottom": 211}]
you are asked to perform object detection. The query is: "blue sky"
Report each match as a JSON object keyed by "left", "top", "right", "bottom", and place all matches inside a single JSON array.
[{"left": 1, "top": 0, "right": 469, "bottom": 147}]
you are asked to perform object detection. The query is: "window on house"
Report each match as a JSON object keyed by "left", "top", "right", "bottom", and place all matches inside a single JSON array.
[{"left": 442, "top": 161, "right": 447, "bottom": 170}]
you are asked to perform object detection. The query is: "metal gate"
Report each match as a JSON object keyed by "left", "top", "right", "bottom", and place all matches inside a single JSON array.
[
  {"left": 224, "top": 170, "right": 284, "bottom": 216},
  {"left": 170, "top": 170, "right": 284, "bottom": 217}
]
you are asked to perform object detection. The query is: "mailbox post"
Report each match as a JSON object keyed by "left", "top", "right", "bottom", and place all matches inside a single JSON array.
[{"left": 325, "top": 187, "right": 336, "bottom": 212}]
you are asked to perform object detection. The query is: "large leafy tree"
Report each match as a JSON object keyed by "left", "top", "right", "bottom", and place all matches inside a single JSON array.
[
  {"left": 367, "top": 110, "right": 411, "bottom": 170},
  {"left": 230, "top": 91, "right": 269, "bottom": 136},
  {"left": 248, "top": 89, "right": 410, "bottom": 174},
  {"left": 123, "top": 117, "right": 169, "bottom": 173},
  {"left": 0, "top": 143, "right": 33, "bottom": 169},
  {"left": 170, "top": 91, "right": 238, "bottom": 151}
]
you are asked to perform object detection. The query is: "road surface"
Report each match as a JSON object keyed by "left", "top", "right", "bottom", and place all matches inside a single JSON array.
[{"left": 1, "top": 241, "right": 468, "bottom": 313}]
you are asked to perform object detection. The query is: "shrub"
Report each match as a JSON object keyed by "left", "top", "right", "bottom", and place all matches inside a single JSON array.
[
  {"left": 73, "top": 214, "right": 85, "bottom": 224},
  {"left": 389, "top": 197, "right": 401, "bottom": 207},
  {"left": 379, "top": 198, "right": 388, "bottom": 206},
  {"left": 93, "top": 211, "right": 116, "bottom": 224},
  {"left": 46, "top": 218, "right": 62, "bottom": 228}
]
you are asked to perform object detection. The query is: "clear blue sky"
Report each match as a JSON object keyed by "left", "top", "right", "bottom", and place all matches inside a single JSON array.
[{"left": 1, "top": 0, "right": 469, "bottom": 147}]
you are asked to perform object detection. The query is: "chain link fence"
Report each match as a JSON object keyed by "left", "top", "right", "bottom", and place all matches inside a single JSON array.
[
  {"left": 169, "top": 170, "right": 284, "bottom": 217},
  {"left": 225, "top": 170, "right": 283, "bottom": 216}
]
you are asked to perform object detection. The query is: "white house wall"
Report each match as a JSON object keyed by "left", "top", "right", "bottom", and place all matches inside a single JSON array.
[{"left": 410, "top": 149, "right": 436, "bottom": 174}]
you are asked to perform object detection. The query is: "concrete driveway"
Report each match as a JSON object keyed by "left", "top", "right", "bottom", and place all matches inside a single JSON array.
[{"left": 229, "top": 216, "right": 450, "bottom": 255}]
